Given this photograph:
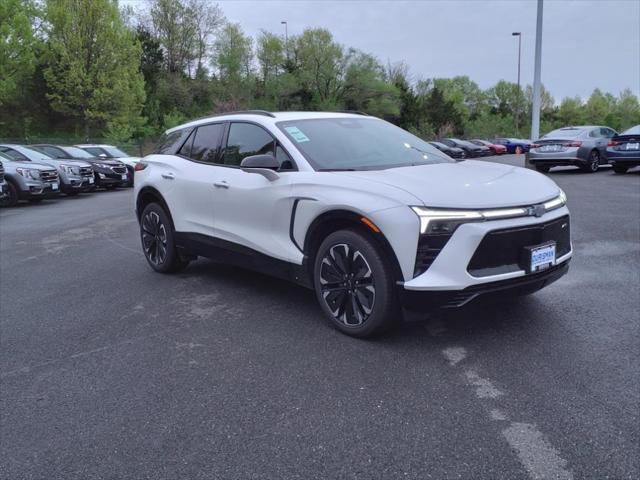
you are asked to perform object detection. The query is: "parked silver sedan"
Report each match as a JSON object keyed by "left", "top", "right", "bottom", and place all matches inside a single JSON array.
[{"left": 526, "top": 125, "right": 617, "bottom": 173}]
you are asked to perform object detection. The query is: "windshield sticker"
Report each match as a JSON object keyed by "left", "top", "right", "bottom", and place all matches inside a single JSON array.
[{"left": 285, "top": 126, "right": 310, "bottom": 143}]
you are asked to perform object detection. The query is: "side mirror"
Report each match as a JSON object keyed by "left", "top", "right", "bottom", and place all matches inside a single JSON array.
[
  {"left": 240, "top": 154, "right": 280, "bottom": 181},
  {"left": 99, "top": 153, "right": 107, "bottom": 158}
]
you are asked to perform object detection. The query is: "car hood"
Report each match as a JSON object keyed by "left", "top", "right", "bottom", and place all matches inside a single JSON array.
[
  {"left": 84, "top": 158, "right": 123, "bottom": 166},
  {"left": 3, "top": 160, "right": 58, "bottom": 172},
  {"left": 338, "top": 160, "right": 561, "bottom": 209},
  {"left": 38, "top": 158, "right": 92, "bottom": 168}
]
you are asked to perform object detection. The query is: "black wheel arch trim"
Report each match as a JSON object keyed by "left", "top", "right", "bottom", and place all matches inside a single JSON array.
[
  {"left": 136, "top": 186, "right": 176, "bottom": 229},
  {"left": 302, "top": 209, "right": 405, "bottom": 285}
]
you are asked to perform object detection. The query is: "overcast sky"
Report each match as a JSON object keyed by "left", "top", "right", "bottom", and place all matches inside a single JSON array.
[{"left": 130, "top": 0, "right": 640, "bottom": 101}]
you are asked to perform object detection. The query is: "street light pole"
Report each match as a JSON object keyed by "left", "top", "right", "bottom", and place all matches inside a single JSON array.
[
  {"left": 281, "top": 21, "right": 288, "bottom": 59},
  {"left": 512, "top": 32, "right": 522, "bottom": 135},
  {"left": 531, "top": 0, "right": 544, "bottom": 141}
]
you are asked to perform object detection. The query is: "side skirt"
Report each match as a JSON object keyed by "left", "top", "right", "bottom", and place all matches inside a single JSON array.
[{"left": 174, "top": 232, "right": 313, "bottom": 289}]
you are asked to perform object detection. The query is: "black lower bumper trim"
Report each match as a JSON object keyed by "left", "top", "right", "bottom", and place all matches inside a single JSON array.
[{"left": 400, "top": 260, "right": 570, "bottom": 312}]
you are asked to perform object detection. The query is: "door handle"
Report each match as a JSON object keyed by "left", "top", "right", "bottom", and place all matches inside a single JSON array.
[
  {"left": 213, "top": 181, "right": 229, "bottom": 189},
  {"left": 161, "top": 172, "right": 175, "bottom": 180}
]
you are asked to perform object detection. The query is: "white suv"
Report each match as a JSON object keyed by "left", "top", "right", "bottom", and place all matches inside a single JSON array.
[{"left": 135, "top": 111, "right": 572, "bottom": 337}]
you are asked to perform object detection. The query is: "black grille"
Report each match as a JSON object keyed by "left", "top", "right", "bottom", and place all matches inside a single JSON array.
[
  {"left": 111, "top": 166, "right": 126, "bottom": 174},
  {"left": 40, "top": 170, "right": 59, "bottom": 182},
  {"left": 414, "top": 233, "right": 453, "bottom": 277},
  {"left": 468, "top": 215, "right": 571, "bottom": 277},
  {"left": 0, "top": 163, "right": 4, "bottom": 182},
  {"left": 79, "top": 166, "right": 93, "bottom": 176}
]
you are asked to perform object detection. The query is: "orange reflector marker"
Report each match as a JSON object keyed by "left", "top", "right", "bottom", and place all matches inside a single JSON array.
[{"left": 361, "top": 217, "right": 381, "bottom": 233}]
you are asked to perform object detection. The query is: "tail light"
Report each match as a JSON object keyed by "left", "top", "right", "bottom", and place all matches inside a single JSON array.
[
  {"left": 134, "top": 162, "right": 148, "bottom": 171},
  {"left": 608, "top": 140, "right": 619, "bottom": 146},
  {"left": 531, "top": 144, "right": 541, "bottom": 149},
  {"left": 566, "top": 141, "right": 582, "bottom": 147}
]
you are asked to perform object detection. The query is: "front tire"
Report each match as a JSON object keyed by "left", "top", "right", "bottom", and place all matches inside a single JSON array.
[
  {"left": 1, "top": 182, "right": 18, "bottom": 207},
  {"left": 313, "top": 229, "right": 399, "bottom": 338},
  {"left": 140, "top": 203, "right": 189, "bottom": 273},
  {"left": 612, "top": 164, "right": 628, "bottom": 174}
]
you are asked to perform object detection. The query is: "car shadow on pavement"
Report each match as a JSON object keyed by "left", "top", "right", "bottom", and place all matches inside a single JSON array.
[{"left": 183, "top": 258, "right": 548, "bottom": 345}]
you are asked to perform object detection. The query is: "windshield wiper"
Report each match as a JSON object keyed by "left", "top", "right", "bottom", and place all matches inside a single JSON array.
[{"left": 317, "top": 168, "right": 357, "bottom": 171}]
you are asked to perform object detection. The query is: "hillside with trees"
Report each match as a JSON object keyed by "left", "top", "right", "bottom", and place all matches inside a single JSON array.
[{"left": 1, "top": 0, "right": 638, "bottom": 145}]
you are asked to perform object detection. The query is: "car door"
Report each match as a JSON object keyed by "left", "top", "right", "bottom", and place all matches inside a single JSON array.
[
  {"left": 211, "top": 121, "right": 295, "bottom": 262},
  {"left": 158, "top": 123, "right": 225, "bottom": 237}
]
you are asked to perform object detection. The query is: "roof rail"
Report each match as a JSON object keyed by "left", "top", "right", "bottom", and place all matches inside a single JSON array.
[
  {"left": 339, "top": 110, "right": 369, "bottom": 116},
  {"left": 211, "top": 110, "right": 275, "bottom": 118}
]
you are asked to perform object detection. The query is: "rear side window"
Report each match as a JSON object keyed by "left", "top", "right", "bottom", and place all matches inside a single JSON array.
[
  {"left": 154, "top": 128, "right": 193, "bottom": 155},
  {"left": 190, "top": 123, "right": 225, "bottom": 163},
  {"left": 222, "top": 123, "right": 275, "bottom": 166}
]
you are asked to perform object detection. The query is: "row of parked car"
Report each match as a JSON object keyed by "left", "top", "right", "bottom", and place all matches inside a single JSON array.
[
  {"left": 429, "top": 125, "right": 640, "bottom": 174},
  {"left": 428, "top": 137, "right": 533, "bottom": 159},
  {"left": 0, "top": 144, "right": 141, "bottom": 207}
]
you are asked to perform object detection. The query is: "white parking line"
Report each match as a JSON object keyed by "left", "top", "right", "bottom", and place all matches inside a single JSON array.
[{"left": 440, "top": 346, "right": 574, "bottom": 480}]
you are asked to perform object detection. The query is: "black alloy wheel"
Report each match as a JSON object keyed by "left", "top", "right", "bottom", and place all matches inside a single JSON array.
[
  {"left": 139, "top": 203, "right": 189, "bottom": 273},
  {"left": 314, "top": 229, "right": 398, "bottom": 338},
  {"left": 141, "top": 210, "right": 168, "bottom": 267},
  {"left": 319, "top": 243, "right": 376, "bottom": 326}
]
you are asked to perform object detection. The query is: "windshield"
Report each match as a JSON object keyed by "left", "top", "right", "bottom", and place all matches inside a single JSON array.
[
  {"left": 64, "top": 146, "right": 95, "bottom": 158},
  {"left": 23, "top": 147, "right": 54, "bottom": 162},
  {"left": 103, "top": 147, "right": 130, "bottom": 157},
  {"left": 622, "top": 125, "right": 640, "bottom": 135},
  {"left": 543, "top": 128, "right": 585, "bottom": 139},
  {"left": 277, "top": 118, "right": 452, "bottom": 170}
]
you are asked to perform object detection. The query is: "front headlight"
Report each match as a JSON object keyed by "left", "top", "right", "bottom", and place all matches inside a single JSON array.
[
  {"left": 60, "top": 164, "right": 80, "bottom": 175},
  {"left": 411, "top": 191, "right": 567, "bottom": 235},
  {"left": 16, "top": 167, "right": 40, "bottom": 180}
]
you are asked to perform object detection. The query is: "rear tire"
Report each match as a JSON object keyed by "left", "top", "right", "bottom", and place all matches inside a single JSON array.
[
  {"left": 140, "top": 202, "right": 189, "bottom": 273},
  {"left": 313, "top": 229, "right": 399, "bottom": 338},
  {"left": 581, "top": 150, "right": 600, "bottom": 173},
  {"left": 535, "top": 165, "right": 550, "bottom": 173},
  {"left": 612, "top": 164, "right": 628, "bottom": 174}
]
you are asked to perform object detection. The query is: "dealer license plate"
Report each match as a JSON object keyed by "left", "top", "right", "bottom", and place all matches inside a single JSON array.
[
  {"left": 89, "top": 177, "right": 94, "bottom": 184},
  {"left": 540, "top": 144, "right": 562, "bottom": 152},
  {"left": 51, "top": 183, "right": 58, "bottom": 190},
  {"left": 121, "top": 174, "right": 127, "bottom": 180},
  {"left": 530, "top": 243, "right": 556, "bottom": 272},
  {"left": 626, "top": 142, "right": 639, "bottom": 150}
]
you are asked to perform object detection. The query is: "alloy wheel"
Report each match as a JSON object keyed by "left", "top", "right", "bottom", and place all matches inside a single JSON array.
[
  {"left": 590, "top": 151, "right": 600, "bottom": 172},
  {"left": 319, "top": 243, "right": 376, "bottom": 326},
  {"left": 141, "top": 211, "right": 168, "bottom": 265}
]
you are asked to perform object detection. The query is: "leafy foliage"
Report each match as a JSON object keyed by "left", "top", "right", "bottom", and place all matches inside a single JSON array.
[{"left": 0, "top": 0, "right": 638, "bottom": 142}]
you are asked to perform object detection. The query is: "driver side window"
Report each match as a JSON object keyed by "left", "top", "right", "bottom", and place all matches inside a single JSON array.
[{"left": 222, "top": 122, "right": 295, "bottom": 170}]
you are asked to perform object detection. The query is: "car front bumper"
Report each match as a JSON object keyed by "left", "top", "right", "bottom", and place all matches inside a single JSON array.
[
  {"left": 18, "top": 180, "right": 60, "bottom": 200},
  {"left": 400, "top": 206, "right": 572, "bottom": 309},
  {"left": 62, "top": 175, "right": 96, "bottom": 192},
  {"left": 95, "top": 169, "right": 128, "bottom": 186}
]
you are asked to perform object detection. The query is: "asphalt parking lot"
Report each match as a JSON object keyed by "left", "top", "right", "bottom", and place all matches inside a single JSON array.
[{"left": 1, "top": 155, "right": 639, "bottom": 479}]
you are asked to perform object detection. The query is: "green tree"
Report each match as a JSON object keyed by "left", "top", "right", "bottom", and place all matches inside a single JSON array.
[
  {"left": 342, "top": 50, "right": 400, "bottom": 117},
  {"left": 43, "top": 0, "right": 145, "bottom": 137},
  {"left": 612, "top": 89, "right": 640, "bottom": 130},
  {"left": 0, "top": 0, "right": 39, "bottom": 105},
  {"left": 583, "top": 88, "right": 616, "bottom": 124},
  {"left": 212, "top": 22, "right": 254, "bottom": 105},
  {"left": 293, "top": 28, "right": 345, "bottom": 109}
]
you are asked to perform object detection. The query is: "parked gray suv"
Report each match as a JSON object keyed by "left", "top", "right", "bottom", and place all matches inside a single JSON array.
[
  {"left": 0, "top": 144, "right": 95, "bottom": 195},
  {"left": 0, "top": 151, "right": 60, "bottom": 206},
  {"left": 526, "top": 125, "right": 617, "bottom": 173}
]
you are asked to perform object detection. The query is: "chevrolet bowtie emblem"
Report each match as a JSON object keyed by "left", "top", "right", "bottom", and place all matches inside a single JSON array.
[{"left": 527, "top": 204, "right": 546, "bottom": 217}]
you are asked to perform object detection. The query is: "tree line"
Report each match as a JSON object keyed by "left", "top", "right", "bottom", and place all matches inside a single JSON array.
[{"left": 1, "top": 0, "right": 639, "bottom": 144}]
